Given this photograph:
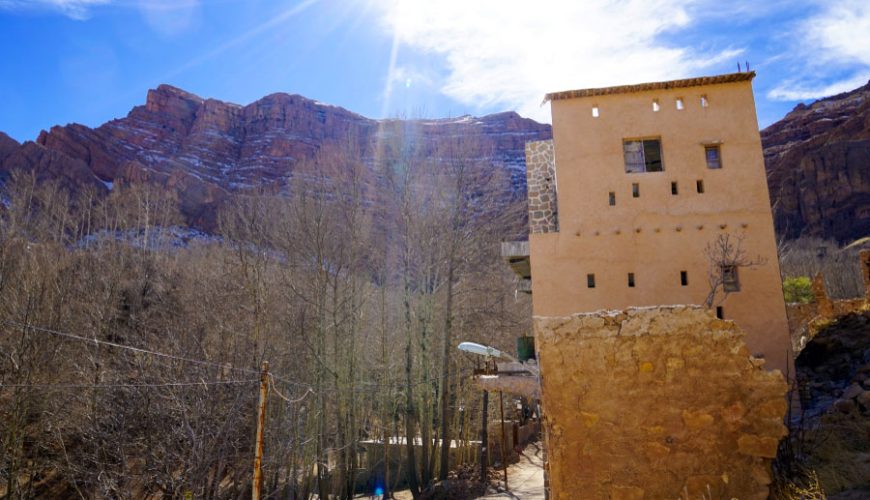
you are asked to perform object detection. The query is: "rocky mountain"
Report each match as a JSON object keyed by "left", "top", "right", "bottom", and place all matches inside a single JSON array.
[
  {"left": 4, "top": 80, "right": 870, "bottom": 242},
  {"left": 762, "top": 81, "right": 870, "bottom": 243},
  {"left": 0, "top": 85, "right": 552, "bottom": 228}
]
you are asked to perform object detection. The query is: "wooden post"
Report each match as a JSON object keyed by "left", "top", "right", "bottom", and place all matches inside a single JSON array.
[
  {"left": 499, "top": 391, "right": 508, "bottom": 491},
  {"left": 253, "top": 361, "right": 269, "bottom": 500}
]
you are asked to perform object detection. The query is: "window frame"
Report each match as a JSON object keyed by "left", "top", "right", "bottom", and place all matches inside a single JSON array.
[
  {"left": 623, "top": 138, "right": 664, "bottom": 174},
  {"left": 704, "top": 144, "right": 722, "bottom": 169},
  {"left": 721, "top": 265, "right": 740, "bottom": 292}
]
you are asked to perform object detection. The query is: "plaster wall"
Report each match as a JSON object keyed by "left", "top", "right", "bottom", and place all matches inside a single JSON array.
[
  {"left": 530, "top": 78, "right": 792, "bottom": 372},
  {"left": 535, "top": 307, "right": 788, "bottom": 499}
]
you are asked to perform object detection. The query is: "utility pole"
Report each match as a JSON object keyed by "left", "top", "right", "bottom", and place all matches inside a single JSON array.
[
  {"left": 498, "top": 391, "right": 508, "bottom": 491},
  {"left": 253, "top": 361, "right": 269, "bottom": 500}
]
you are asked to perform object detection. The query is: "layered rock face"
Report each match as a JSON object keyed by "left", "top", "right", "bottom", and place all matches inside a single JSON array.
[
  {"left": 762, "top": 81, "right": 870, "bottom": 243},
  {"left": 0, "top": 85, "right": 552, "bottom": 229},
  {"left": 6, "top": 79, "right": 870, "bottom": 241},
  {"left": 535, "top": 306, "right": 788, "bottom": 499}
]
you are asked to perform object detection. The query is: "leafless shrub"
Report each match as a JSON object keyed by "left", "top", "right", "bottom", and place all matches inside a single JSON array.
[{"left": 778, "top": 237, "right": 863, "bottom": 300}]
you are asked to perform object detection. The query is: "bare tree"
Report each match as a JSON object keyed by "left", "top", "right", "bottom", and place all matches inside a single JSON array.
[{"left": 704, "top": 232, "right": 767, "bottom": 308}]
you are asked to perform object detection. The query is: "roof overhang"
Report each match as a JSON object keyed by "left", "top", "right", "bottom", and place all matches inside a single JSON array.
[{"left": 543, "top": 71, "right": 755, "bottom": 103}]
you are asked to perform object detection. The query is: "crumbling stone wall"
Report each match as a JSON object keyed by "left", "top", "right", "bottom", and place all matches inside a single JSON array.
[
  {"left": 535, "top": 306, "right": 788, "bottom": 499},
  {"left": 525, "top": 139, "right": 558, "bottom": 233},
  {"left": 787, "top": 260, "right": 870, "bottom": 353}
]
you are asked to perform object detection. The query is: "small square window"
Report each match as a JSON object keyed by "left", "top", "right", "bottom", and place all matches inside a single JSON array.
[
  {"left": 609, "top": 192, "right": 616, "bottom": 206},
  {"left": 587, "top": 274, "right": 596, "bottom": 288},
  {"left": 623, "top": 139, "right": 664, "bottom": 173},
  {"left": 676, "top": 98, "right": 684, "bottom": 110},
  {"left": 716, "top": 306, "right": 724, "bottom": 319},
  {"left": 680, "top": 271, "right": 688, "bottom": 286},
  {"left": 632, "top": 183, "right": 640, "bottom": 198},
  {"left": 628, "top": 273, "right": 635, "bottom": 287},
  {"left": 671, "top": 182, "right": 678, "bottom": 195},
  {"left": 705, "top": 145, "right": 721, "bottom": 169},
  {"left": 697, "top": 180, "right": 705, "bottom": 193},
  {"left": 721, "top": 265, "right": 740, "bottom": 292},
  {"left": 701, "top": 95, "right": 709, "bottom": 108},
  {"left": 652, "top": 99, "right": 660, "bottom": 112},
  {"left": 592, "top": 106, "right": 600, "bottom": 118}
]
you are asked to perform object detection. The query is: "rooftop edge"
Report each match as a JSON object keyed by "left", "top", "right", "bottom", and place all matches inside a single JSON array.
[{"left": 543, "top": 72, "right": 755, "bottom": 102}]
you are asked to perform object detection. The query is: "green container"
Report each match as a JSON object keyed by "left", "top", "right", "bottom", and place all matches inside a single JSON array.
[{"left": 517, "top": 336, "right": 536, "bottom": 362}]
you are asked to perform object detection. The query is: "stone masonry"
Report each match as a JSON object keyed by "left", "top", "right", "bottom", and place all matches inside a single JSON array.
[
  {"left": 535, "top": 306, "right": 788, "bottom": 499},
  {"left": 525, "top": 139, "right": 559, "bottom": 233}
]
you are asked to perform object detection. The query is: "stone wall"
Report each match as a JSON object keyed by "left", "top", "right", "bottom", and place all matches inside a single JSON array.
[
  {"left": 535, "top": 306, "right": 788, "bottom": 499},
  {"left": 787, "top": 255, "right": 870, "bottom": 353},
  {"left": 525, "top": 140, "right": 558, "bottom": 234}
]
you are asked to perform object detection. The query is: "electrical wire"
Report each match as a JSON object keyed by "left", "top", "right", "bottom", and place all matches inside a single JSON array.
[
  {"left": 4, "top": 320, "right": 261, "bottom": 376},
  {"left": 5, "top": 320, "right": 462, "bottom": 397},
  {"left": 269, "top": 374, "right": 314, "bottom": 403},
  {"left": 0, "top": 379, "right": 260, "bottom": 390}
]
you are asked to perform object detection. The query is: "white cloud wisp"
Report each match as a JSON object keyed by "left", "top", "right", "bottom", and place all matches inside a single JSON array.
[
  {"left": 0, "top": 0, "right": 111, "bottom": 20},
  {"left": 374, "top": 0, "right": 742, "bottom": 122},
  {"left": 768, "top": 0, "right": 870, "bottom": 101}
]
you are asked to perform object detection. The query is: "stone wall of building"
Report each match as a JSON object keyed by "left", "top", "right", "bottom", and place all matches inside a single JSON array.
[
  {"left": 525, "top": 140, "right": 558, "bottom": 234},
  {"left": 535, "top": 306, "right": 788, "bottom": 499}
]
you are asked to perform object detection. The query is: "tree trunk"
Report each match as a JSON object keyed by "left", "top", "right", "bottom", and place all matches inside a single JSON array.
[
  {"left": 438, "top": 256, "right": 456, "bottom": 480},
  {"left": 480, "top": 390, "right": 489, "bottom": 483}
]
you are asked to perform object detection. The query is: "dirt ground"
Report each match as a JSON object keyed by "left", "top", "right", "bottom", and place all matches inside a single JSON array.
[
  {"left": 385, "top": 441, "right": 545, "bottom": 500},
  {"left": 475, "top": 441, "right": 545, "bottom": 499}
]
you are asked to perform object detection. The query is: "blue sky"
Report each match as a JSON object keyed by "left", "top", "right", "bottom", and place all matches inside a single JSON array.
[{"left": 1, "top": 0, "right": 868, "bottom": 142}]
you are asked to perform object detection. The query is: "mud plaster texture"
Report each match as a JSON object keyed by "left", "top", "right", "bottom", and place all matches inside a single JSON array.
[{"left": 534, "top": 306, "right": 788, "bottom": 500}]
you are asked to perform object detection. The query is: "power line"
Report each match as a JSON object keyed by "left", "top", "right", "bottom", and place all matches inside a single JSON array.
[
  {"left": 4, "top": 320, "right": 261, "bottom": 376},
  {"left": 0, "top": 379, "right": 260, "bottom": 390},
  {"left": 5, "top": 320, "right": 462, "bottom": 397}
]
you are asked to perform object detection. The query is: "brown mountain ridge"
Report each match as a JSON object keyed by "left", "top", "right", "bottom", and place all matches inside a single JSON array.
[
  {"left": 2, "top": 82, "right": 869, "bottom": 242},
  {"left": 762, "top": 80, "right": 870, "bottom": 242},
  {"left": 0, "top": 85, "right": 551, "bottom": 229}
]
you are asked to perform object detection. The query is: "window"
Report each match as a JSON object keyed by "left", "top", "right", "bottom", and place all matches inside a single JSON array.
[
  {"left": 623, "top": 139, "right": 664, "bottom": 173},
  {"left": 628, "top": 273, "right": 635, "bottom": 287},
  {"left": 716, "top": 306, "right": 724, "bottom": 319},
  {"left": 652, "top": 99, "right": 660, "bottom": 112},
  {"left": 680, "top": 271, "right": 688, "bottom": 286},
  {"left": 701, "top": 95, "right": 709, "bottom": 107},
  {"left": 592, "top": 106, "right": 600, "bottom": 118},
  {"left": 676, "top": 98, "right": 684, "bottom": 110},
  {"left": 632, "top": 183, "right": 640, "bottom": 198},
  {"left": 609, "top": 192, "right": 616, "bottom": 206},
  {"left": 587, "top": 274, "right": 596, "bottom": 288},
  {"left": 696, "top": 180, "right": 705, "bottom": 193},
  {"left": 705, "top": 145, "right": 721, "bottom": 169},
  {"left": 721, "top": 265, "right": 740, "bottom": 292},
  {"left": 671, "top": 182, "right": 678, "bottom": 195}
]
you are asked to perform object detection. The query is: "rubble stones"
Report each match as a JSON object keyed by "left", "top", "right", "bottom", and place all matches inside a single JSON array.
[{"left": 535, "top": 306, "right": 788, "bottom": 499}]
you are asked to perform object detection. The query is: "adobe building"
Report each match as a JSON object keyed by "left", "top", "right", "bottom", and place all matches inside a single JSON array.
[{"left": 509, "top": 72, "right": 792, "bottom": 373}]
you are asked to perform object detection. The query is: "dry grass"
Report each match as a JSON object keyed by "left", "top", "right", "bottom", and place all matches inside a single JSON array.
[{"left": 805, "top": 412, "right": 870, "bottom": 495}]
